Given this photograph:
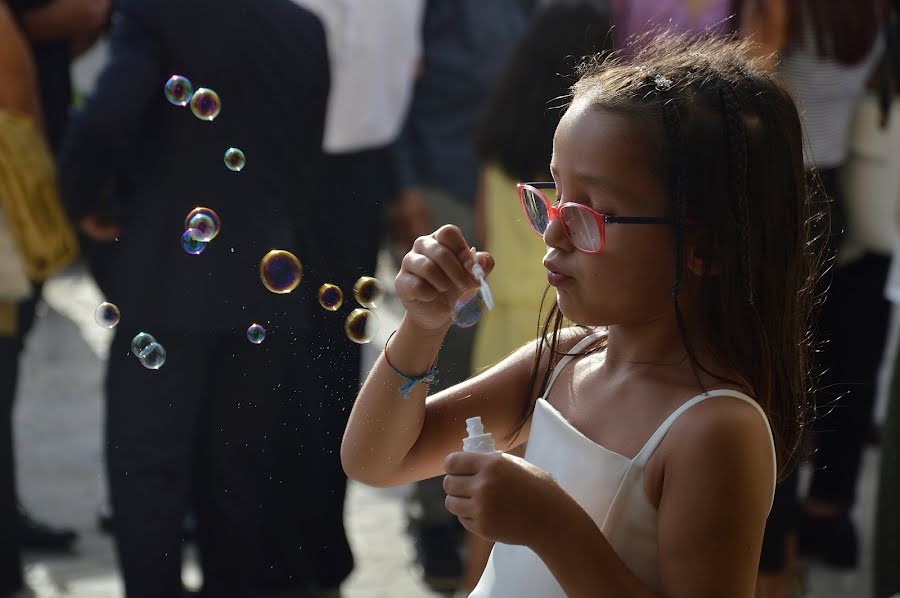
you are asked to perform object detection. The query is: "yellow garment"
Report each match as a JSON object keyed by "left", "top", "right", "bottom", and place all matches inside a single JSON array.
[
  {"left": 0, "top": 109, "right": 77, "bottom": 281},
  {"left": 472, "top": 165, "right": 548, "bottom": 371}
]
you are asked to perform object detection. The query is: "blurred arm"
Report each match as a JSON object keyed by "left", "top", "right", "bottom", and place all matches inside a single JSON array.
[
  {"left": 0, "top": 1, "right": 43, "bottom": 127},
  {"left": 18, "top": 0, "right": 110, "bottom": 43}
]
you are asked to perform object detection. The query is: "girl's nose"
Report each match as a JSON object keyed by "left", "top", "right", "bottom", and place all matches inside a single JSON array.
[{"left": 543, "top": 213, "right": 573, "bottom": 252}]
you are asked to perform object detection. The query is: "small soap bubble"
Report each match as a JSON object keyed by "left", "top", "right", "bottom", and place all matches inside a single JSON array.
[
  {"left": 187, "top": 213, "right": 217, "bottom": 242},
  {"left": 224, "top": 148, "right": 245, "bottom": 172},
  {"left": 164, "top": 75, "right": 193, "bottom": 106},
  {"left": 353, "top": 276, "right": 384, "bottom": 308},
  {"left": 344, "top": 308, "right": 377, "bottom": 344},
  {"left": 190, "top": 88, "right": 221, "bottom": 121},
  {"left": 139, "top": 342, "right": 167, "bottom": 369},
  {"left": 318, "top": 283, "right": 343, "bottom": 311},
  {"left": 259, "top": 250, "right": 303, "bottom": 294},
  {"left": 246, "top": 323, "right": 266, "bottom": 344},
  {"left": 184, "top": 207, "right": 220, "bottom": 241},
  {"left": 182, "top": 229, "right": 208, "bottom": 255},
  {"left": 451, "top": 288, "right": 485, "bottom": 328},
  {"left": 94, "top": 302, "right": 120, "bottom": 328},
  {"left": 131, "top": 332, "right": 155, "bottom": 357}
]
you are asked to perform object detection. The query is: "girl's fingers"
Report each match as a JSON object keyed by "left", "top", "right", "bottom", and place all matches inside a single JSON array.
[
  {"left": 444, "top": 495, "right": 476, "bottom": 519},
  {"left": 442, "top": 473, "right": 474, "bottom": 498},
  {"left": 401, "top": 249, "right": 454, "bottom": 294},
  {"left": 394, "top": 271, "right": 439, "bottom": 303},
  {"left": 417, "top": 233, "right": 478, "bottom": 290}
]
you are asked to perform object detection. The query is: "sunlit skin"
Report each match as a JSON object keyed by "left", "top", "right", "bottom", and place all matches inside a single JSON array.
[{"left": 342, "top": 99, "right": 774, "bottom": 597}]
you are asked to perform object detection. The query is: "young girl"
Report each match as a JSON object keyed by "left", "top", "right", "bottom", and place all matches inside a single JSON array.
[{"left": 342, "top": 33, "right": 817, "bottom": 597}]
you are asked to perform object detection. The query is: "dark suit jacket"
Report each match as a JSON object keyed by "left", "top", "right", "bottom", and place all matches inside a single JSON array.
[{"left": 60, "top": 0, "right": 330, "bottom": 334}]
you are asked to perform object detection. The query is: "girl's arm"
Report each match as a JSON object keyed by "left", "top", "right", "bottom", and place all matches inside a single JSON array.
[
  {"left": 528, "top": 397, "right": 774, "bottom": 597},
  {"left": 342, "top": 225, "right": 548, "bottom": 487},
  {"left": 0, "top": 1, "right": 42, "bottom": 127}
]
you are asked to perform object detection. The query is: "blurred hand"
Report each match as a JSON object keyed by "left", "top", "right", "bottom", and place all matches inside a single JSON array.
[
  {"left": 389, "top": 188, "right": 431, "bottom": 254},
  {"left": 79, "top": 213, "right": 120, "bottom": 242}
]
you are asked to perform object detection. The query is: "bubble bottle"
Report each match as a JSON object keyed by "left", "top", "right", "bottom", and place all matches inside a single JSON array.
[{"left": 463, "top": 416, "right": 500, "bottom": 455}]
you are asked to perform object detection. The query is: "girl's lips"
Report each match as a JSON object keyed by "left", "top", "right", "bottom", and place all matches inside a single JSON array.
[{"left": 547, "top": 271, "right": 572, "bottom": 286}]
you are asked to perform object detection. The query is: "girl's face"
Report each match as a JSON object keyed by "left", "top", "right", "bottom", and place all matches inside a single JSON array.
[{"left": 546, "top": 101, "right": 677, "bottom": 327}]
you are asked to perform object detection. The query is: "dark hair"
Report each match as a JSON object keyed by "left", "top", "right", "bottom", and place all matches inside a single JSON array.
[
  {"left": 475, "top": 3, "right": 614, "bottom": 182},
  {"left": 511, "top": 33, "right": 826, "bottom": 478}
]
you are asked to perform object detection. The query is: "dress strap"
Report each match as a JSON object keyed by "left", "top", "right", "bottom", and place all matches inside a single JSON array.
[
  {"left": 543, "top": 330, "right": 605, "bottom": 397},
  {"left": 632, "top": 389, "right": 776, "bottom": 483}
]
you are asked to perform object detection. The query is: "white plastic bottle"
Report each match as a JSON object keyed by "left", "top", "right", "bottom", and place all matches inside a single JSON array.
[{"left": 463, "top": 416, "right": 500, "bottom": 455}]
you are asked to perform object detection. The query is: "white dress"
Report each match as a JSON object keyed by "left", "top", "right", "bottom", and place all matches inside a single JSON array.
[{"left": 470, "top": 334, "right": 776, "bottom": 597}]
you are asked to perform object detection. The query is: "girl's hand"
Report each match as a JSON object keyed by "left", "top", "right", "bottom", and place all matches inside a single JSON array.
[
  {"left": 442, "top": 451, "right": 560, "bottom": 546},
  {"left": 395, "top": 224, "right": 494, "bottom": 332}
]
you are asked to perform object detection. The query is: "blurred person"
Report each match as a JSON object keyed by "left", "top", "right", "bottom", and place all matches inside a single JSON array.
[
  {"left": 4, "top": 0, "right": 110, "bottom": 553},
  {"left": 610, "top": 0, "right": 738, "bottom": 48},
  {"left": 0, "top": 4, "right": 43, "bottom": 594},
  {"left": 743, "top": 0, "right": 888, "bottom": 591},
  {"left": 389, "top": 0, "right": 535, "bottom": 590},
  {"left": 58, "top": 0, "right": 329, "bottom": 596},
  {"left": 465, "top": 5, "right": 614, "bottom": 588},
  {"left": 253, "top": 1, "right": 424, "bottom": 595}
]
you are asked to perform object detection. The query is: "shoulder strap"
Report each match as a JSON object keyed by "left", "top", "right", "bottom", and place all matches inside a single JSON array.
[
  {"left": 543, "top": 330, "right": 605, "bottom": 396},
  {"left": 632, "top": 389, "right": 775, "bottom": 476}
]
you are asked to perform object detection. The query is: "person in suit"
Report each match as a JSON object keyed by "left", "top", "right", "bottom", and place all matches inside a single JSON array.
[{"left": 58, "top": 1, "right": 330, "bottom": 596}]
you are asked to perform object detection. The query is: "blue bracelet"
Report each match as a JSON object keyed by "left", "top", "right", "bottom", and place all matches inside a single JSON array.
[{"left": 383, "top": 331, "right": 440, "bottom": 400}]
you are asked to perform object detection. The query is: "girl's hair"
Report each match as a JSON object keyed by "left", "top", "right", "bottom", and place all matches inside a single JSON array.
[
  {"left": 475, "top": 2, "right": 615, "bottom": 182},
  {"left": 512, "top": 33, "right": 825, "bottom": 478}
]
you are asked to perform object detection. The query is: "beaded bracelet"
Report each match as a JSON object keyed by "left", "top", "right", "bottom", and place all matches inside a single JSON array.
[{"left": 383, "top": 331, "right": 439, "bottom": 400}]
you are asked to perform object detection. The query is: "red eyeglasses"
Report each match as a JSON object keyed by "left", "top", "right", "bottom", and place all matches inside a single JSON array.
[{"left": 517, "top": 182, "right": 682, "bottom": 253}]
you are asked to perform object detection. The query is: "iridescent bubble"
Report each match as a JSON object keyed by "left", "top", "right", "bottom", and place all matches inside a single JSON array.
[
  {"left": 318, "top": 283, "right": 343, "bottom": 311},
  {"left": 246, "top": 323, "right": 266, "bottom": 345},
  {"left": 187, "top": 213, "right": 217, "bottom": 242},
  {"left": 224, "top": 148, "right": 245, "bottom": 172},
  {"left": 182, "top": 229, "right": 207, "bottom": 255},
  {"left": 190, "top": 88, "right": 221, "bottom": 121},
  {"left": 94, "top": 302, "right": 120, "bottom": 328},
  {"left": 353, "top": 276, "right": 384, "bottom": 308},
  {"left": 344, "top": 308, "right": 377, "bottom": 344},
  {"left": 184, "top": 207, "right": 220, "bottom": 241},
  {"left": 451, "top": 288, "right": 486, "bottom": 329},
  {"left": 139, "top": 342, "right": 167, "bottom": 370},
  {"left": 164, "top": 75, "right": 193, "bottom": 106},
  {"left": 131, "top": 332, "right": 155, "bottom": 357},
  {"left": 259, "top": 250, "right": 302, "bottom": 294}
]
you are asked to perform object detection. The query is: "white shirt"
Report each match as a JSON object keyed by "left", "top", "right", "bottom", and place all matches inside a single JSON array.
[{"left": 288, "top": 0, "right": 424, "bottom": 153}]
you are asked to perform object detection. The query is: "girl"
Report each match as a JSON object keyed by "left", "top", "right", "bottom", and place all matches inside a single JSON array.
[{"left": 342, "top": 33, "right": 819, "bottom": 597}]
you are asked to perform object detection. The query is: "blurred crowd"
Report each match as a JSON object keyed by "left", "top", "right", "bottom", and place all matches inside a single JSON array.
[{"left": 1, "top": 0, "right": 900, "bottom": 597}]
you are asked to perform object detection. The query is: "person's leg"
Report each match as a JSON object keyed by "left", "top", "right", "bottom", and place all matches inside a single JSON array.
[
  {"left": 874, "top": 338, "right": 900, "bottom": 598},
  {"left": 106, "top": 329, "right": 206, "bottom": 598},
  {"left": 0, "top": 302, "right": 23, "bottom": 596},
  {"left": 193, "top": 330, "right": 288, "bottom": 598}
]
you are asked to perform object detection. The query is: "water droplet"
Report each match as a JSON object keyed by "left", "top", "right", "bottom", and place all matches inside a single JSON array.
[
  {"left": 259, "top": 250, "right": 302, "bottom": 294},
  {"left": 164, "top": 75, "right": 193, "bottom": 106},
  {"left": 318, "top": 283, "right": 343, "bottom": 311},
  {"left": 353, "top": 276, "right": 384, "bottom": 308},
  {"left": 190, "top": 88, "right": 221, "bottom": 121},
  {"left": 94, "top": 302, "right": 120, "bottom": 328},
  {"left": 451, "top": 288, "right": 485, "bottom": 328}
]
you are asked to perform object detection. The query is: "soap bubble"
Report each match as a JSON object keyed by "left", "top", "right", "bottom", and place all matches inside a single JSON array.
[
  {"left": 131, "top": 332, "right": 155, "bottom": 357},
  {"left": 246, "top": 323, "right": 266, "bottom": 344},
  {"left": 344, "top": 308, "right": 376, "bottom": 344},
  {"left": 139, "top": 342, "right": 167, "bottom": 369},
  {"left": 94, "top": 302, "right": 120, "bottom": 328},
  {"left": 224, "top": 147, "right": 245, "bottom": 172},
  {"left": 164, "top": 75, "right": 193, "bottom": 106},
  {"left": 187, "top": 213, "right": 217, "bottom": 242},
  {"left": 190, "top": 88, "right": 221, "bottom": 121},
  {"left": 451, "top": 288, "right": 485, "bottom": 328},
  {"left": 318, "top": 283, "right": 343, "bottom": 311},
  {"left": 259, "top": 250, "right": 302, "bottom": 294},
  {"left": 184, "top": 207, "right": 220, "bottom": 241},
  {"left": 182, "top": 229, "right": 207, "bottom": 255},
  {"left": 353, "top": 276, "right": 384, "bottom": 308}
]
